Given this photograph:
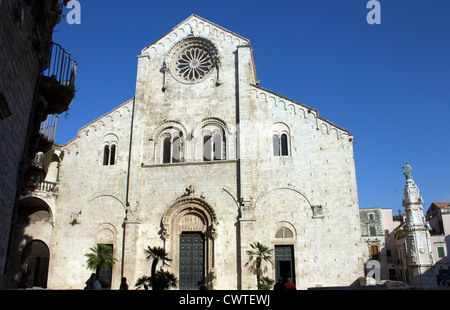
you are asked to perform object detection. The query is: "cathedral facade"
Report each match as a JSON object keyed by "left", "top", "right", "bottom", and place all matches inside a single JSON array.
[{"left": 10, "top": 15, "right": 364, "bottom": 290}]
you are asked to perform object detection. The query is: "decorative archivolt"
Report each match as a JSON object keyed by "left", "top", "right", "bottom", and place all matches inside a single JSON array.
[
  {"left": 151, "top": 120, "right": 188, "bottom": 144},
  {"left": 150, "top": 117, "right": 229, "bottom": 141},
  {"left": 193, "top": 117, "right": 229, "bottom": 136},
  {"left": 161, "top": 197, "right": 218, "bottom": 240}
]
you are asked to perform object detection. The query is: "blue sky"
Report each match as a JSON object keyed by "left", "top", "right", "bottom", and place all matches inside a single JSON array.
[{"left": 52, "top": 0, "right": 450, "bottom": 213}]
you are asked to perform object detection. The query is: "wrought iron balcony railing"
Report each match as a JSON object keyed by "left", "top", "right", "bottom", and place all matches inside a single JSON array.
[
  {"left": 37, "top": 181, "right": 57, "bottom": 192},
  {"left": 43, "top": 42, "right": 77, "bottom": 87},
  {"left": 39, "top": 114, "right": 58, "bottom": 142}
]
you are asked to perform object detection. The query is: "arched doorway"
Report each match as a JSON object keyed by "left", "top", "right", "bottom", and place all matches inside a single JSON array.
[
  {"left": 161, "top": 197, "right": 218, "bottom": 289},
  {"left": 20, "top": 240, "right": 50, "bottom": 288},
  {"left": 6, "top": 196, "right": 53, "bottom": 288}
]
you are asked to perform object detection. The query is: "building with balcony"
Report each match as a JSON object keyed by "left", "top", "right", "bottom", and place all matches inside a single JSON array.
[
  {"left": 8, "top": 15, "right": 364, "bottom": 290},
  {"left": 0, "top": 0, "right": 76, "bottom": 288}
]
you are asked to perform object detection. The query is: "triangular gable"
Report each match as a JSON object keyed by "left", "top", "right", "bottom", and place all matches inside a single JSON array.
[
  {"left": 141, "top": 14, "right": 250, "bottom": 55},
  {"left": 64, "top": 98, "right": 134, "bottom": 147}
]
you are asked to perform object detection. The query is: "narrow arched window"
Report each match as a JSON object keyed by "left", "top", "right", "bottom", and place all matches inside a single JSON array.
[
  {"left": 203, "top": 134, "right": 212, "bottom": 161},
  {"left": 213, "top": 134, "right": 221, "bottom": 160},
  {"left": 103, "top": 145, "right": 110, "bottom": 165},
  {"left": 163, "top": 137, "right": 171, "bottom": 163},
  {"left": 172, "top": 137, "right": 181, "bottom": 163},
  {"left": 281, "top": 134, "right": 289, "bottom": 156},
  {"left": 110, "top": 144, "right": 116, "bottom": 165},
  {"left": 273, "top": 134, "right": 280, "bottom": 156}
]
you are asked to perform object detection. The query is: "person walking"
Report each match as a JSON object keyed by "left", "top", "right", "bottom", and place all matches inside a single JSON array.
[
  {"left": 284, "top": 278, "right": 296, "bottom": 290},
  {"left": 119, "top": 277, "right": 129, "bottom": 290},
  {"left": 273, "top": 277, "right": 286, "bottom": 290},
  {"left": 93, "top": 274, "right": 102, "bottom": 290},
  {"left": 85, "top": 273, "right": 96, "bottom": 290}
]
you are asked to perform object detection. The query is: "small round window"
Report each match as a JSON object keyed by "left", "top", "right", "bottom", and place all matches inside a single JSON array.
[{"left": 168, "top": 37, "right": 218, "bottom": 84}]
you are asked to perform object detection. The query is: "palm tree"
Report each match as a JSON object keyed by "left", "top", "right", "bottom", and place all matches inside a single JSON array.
[
  {"left": 134, "top": 271, "right": 178, "bottom": 290},
  {"left": 144, "top": 246, "right": 174, "bottom": 290},
  {"left": 145, "top": 246, "right": 172, "bottom": 279},
  {"left": 258, "top": 276, "right": 275, "bottom": 290},
  {"left": 135, "top": 276, "right": 151, "bottom": 290},
  {"left": 85, "top": 243, "right": 117, "bottom": 287},
  {"left": 85, "top": 244, "right": 117, "bottom": 287},
  {"left": 153, "top": 270, "right": 178, "bottom": 290},
  {"left": 245, "top": 242, "right": 273, "bottom": 289}
]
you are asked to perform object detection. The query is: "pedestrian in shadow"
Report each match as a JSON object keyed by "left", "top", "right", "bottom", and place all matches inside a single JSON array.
[
  {"left": 273, "top": 277, "right": 286, "bottom": 290},
  {"left": 284, "top": 278, "right": 296, "bottom": 290},
  {"left": 85, "top": 273, "right": 96, "bottom": 290},
  {"left": 120, "top": 277, "right": 128, "bottom": 290}
]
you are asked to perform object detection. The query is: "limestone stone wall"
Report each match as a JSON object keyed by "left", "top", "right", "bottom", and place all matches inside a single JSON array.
[
  {"left": 45, "top": 15, "right": 363, "bottom": 290},
  {"left": 0, "top": 0, "right": 46, "bottom": 286},
  {"left": 47, "top": 100, "right": 133, "bottom": 289}
]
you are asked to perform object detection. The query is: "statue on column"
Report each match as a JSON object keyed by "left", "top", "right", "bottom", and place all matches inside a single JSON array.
[{"left": 402, "top": 162, "right": 413, "bottom": 181}]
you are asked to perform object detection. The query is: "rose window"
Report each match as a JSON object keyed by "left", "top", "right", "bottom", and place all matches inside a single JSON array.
[
  {"left": 168, "top": 37, "right": 218, "bottom": 84},
  {"left": 176, "top": 47, "right": 213, "bottom": 82}
]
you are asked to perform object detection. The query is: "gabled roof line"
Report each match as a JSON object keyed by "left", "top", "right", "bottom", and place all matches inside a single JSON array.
[
  {"left": 142, "top": 14, "right": 250, "bottom": 53},
  {"left": 64, "top": 98, "right": 135, "bottom": 146},
  {"left": 251, "top": 84, "right": 353, "bottom": 136}
]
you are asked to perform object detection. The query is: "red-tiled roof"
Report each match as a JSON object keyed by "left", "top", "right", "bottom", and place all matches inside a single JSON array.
[{"left": 431, "top": 202, "right": 450, "bottom": 208}]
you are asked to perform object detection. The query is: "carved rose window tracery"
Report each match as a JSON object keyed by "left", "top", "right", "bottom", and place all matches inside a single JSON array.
[
  {"left": 176, "top": 47, "right": 214, "bottom": 82},
  {"left": 168, "top": 37, "right": 218, "bottom": 84}
]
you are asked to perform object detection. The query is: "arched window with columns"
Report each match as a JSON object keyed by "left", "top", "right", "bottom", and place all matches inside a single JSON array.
[
  {"left": 271, "top": 123, "right": 291, "bottom": 157},
  {"left": 102, "top": 133, "right": 119, "bottom": 166},
  {"left": 157, "top": 126, "right": 185, "bottom": 164},
  {"left": 200, "top": 121, "right": 226, "bottom": 162}
]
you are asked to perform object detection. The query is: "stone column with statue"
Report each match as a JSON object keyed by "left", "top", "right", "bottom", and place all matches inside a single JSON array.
[{"left": 401, "top": 163, "right": 436, "bottom": 289}]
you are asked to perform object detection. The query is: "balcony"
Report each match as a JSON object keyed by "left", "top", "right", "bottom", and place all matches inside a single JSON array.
[
  {"left": 40, "top": 114, "right": 58, "bottom": 142},
  {"left": 39, "top": 42, "right": 77, "bottom": 114},
  {"left": 32, "top": 114, "right": 58, "bottom": 155},
  {"left": 36, "top": 181, "right": 57, "bottom": 192}
]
